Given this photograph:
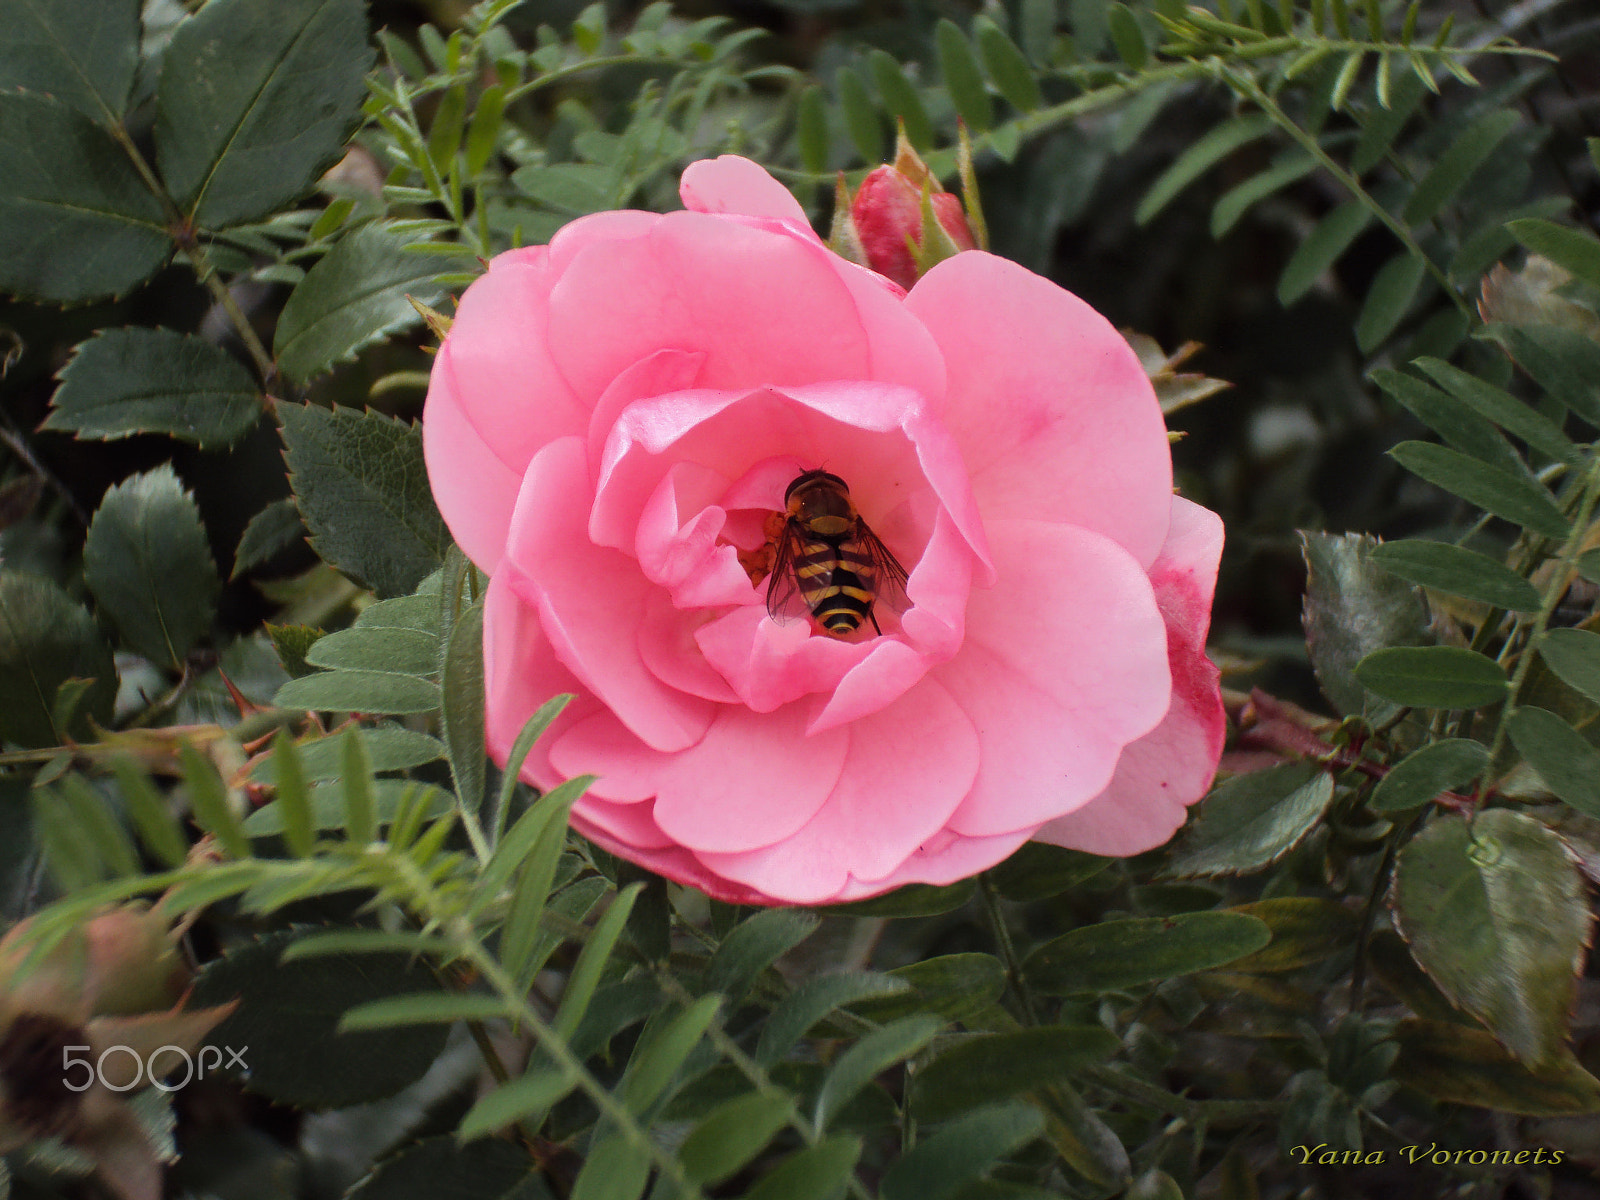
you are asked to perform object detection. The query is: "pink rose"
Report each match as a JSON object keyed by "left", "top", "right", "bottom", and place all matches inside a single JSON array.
[{"left": 423, "top": 156, "right": 1225, "bottom": 905}]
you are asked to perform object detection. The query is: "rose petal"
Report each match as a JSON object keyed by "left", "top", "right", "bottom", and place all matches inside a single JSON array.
[
  {"left": 483, "top": 570, "right": 604, "bottom": 791},
  {"left": 438, "top": 246, "right": 589, "bottom": 472},
  {"left": 422, "top": 343, "right": 524, "bottom": 574},
  {"left": 1034, "top": 497, "right": 1226, "bottom": 854},
  {"left": 551, "top": 702, "right": 847, "bottom": 853},
  {"left": 547, "top": 212, "right": 943, "bottom": 404},
  {"left": 639, "top": 598, "right": 740, "bottom": 704},
  {"left": 694, "top": 676, "right": 979, "bottom": 903},
  {"left": 504, "top": 437, "right": 713, "bottom": 752},
  {"left": 905, "top": 252, "right": 1173, "bottom": 568},
  {"left": 938, "top": 519, "right": 1171, "bottom": 838},
  {"left": 831, "top": 827, "right": 1035, "bottom": 900},
  {"left": 569, "top": 801, "right": 785, "bottom": 904},
  {"left": 680, "top": 155, "right": 814, "bottom": 230}
]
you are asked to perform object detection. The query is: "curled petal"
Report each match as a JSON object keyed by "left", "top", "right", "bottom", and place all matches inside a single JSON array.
[
  {"left": 1035, "top": 497, "right": 1226, "bottom": 854},
  {"left": 680, "top": 155, "right": 815, "bottom": 232}
]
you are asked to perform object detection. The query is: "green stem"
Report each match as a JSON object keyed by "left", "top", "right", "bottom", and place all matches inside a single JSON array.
[{"left": 978, "top": 874, "right": 1040, "bottom": 1026}]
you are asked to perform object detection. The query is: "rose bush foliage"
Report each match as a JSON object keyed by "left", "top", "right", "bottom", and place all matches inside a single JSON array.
[{"left": 423, "top": 156, "right": 1225, "bottom": 905}]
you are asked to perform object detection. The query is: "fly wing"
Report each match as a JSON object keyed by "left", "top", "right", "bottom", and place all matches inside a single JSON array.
[
  {"left": 765, "top": 522, "right": 813, "bottom": 624},
  {"left": 858, "top": 520, "right": 910, "bottom": 616}
]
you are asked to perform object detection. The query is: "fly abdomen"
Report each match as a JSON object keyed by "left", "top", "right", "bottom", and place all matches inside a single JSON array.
[{"left": 796, "top": 538, "right": 877, "bottom": 634}]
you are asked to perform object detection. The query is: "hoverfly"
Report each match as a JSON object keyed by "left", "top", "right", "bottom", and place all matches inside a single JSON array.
[{"left": 766, "top": 470, "right": 910, "bottom": 638}]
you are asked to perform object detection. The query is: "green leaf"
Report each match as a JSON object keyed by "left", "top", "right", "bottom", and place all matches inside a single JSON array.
[
  {"left": 1225, "top": 898, "right": 1361, "bottom": 971},
  {"left": 1211, "top": 156, "right": 1318, "bottom": 238},
  {"left": 110, "top": 757, "right": 189, "bottom": 868},
  {"left": 622, "top": 994, "right": 722, "bottom": 1112},
  {"left": 1351, "top": 69, "right": 1425, "bottom": 172},
  {"left": 278, "top": 403, "right": 449, "bottom": 598},
  {"left": 551, "top": 883, "right": 641, "bottom": 1041},
  {"left": 1370, "top": 369, "right": 1522, "bottom": 473},
  {"left": 1508, "top": 219, "right": 1600, "bottom": 293},
  {"left": 570, "top": 1136, "right": 650, "bottom": 1200},
  {"left": 233, "top": 499, "right": 305, "bottom": 577},
  {"left": 814, "top": 1014, "right": 941, "bottom": 1130},
  {"left": 910, "top": 1029, "right": 1120, "bottom": 1121},
  {"left": 679, "top": 1091, "right": 795, "bottom": 1185},
  {"left": 868, "top": 51, "right": 933, "bottom": 149},
  {"left": 251, "top": 725, "right": 444, "bottom": 783},
  {"left": 46, "top": 327, "right": 260, "bottom": 449},
  {"left": 1356, "top": 250, "right": 1426, "bottom": 352},
  {"left": 344, "top": 1136, "right": 536, "bottom": 1200},
  {"left": 1106, "top": 2, "right": 1146, "bottom": 67},
  {"left": 795, "top": 86, "right": 829, "bottom": 176},
  {"left": 1387, "top": 441, "right": 1569, "bottom": 539},
  {"left": 190, "top": 930, "right": 450, "bottom": 1107},
  {"left": 1019, "top": 0, "right": 1055, "bottom": 61},
  {"left": 242, "top": 778, "right": 451, "bottom": 836},
  {"left": 754, "top": 971, "right": 910, "bottom": 1067},
  {"left": 1023, "top": 912, "right": 1271, "bottom": 994},
  {"left": 881, "top": 1102, "right": 1044, "bottom": 1200},
  {"left": 1537, "top": 628, "right": 1600, "bottom": 706},
  {"left": 1481, "top": 323, "right": 1600, "bottom": 428},
  {"left": 0, "top": 93, "right": 169, "bottom": 302},
  {"left": 1370, "top": 738, "right": 1489, "bottom": 813},
  {"left": 1135, "top": 115, "right": 1273, "bottom": 226},
  {"left": 439, "top": 597, "right": 487, "bottom": 815},
  {"left": 501, "top": 800, "right": 575, "bottom": 990},
  {"left": 989, "top": 843, "right": 1111, "bottom": 901},
  {"left": 305, "top": 627, "right": 438, "bottom": 676},
  {"left": 1506, "top": 706, "right": 1600, "bottom": 818},
  {"left": 154, "top": 0, "right": 373, "bottom": 228},
  {"left": 703, "top": 909, "right": 817, "bottom": 1003},
  {"left": 835, "top": 66, "right": 883, "bottom": 164},
  {"left": 1369, "top": 539, "right": 1541, "bottom": 611},
  {"left": 179, "top": 742, "right": 249, "bottom": 859},
  {"left": 340, "top": 992, "right": 512, "bottom": 1030},
  {"left": 1353, "top": 645, "right": 1508, "bottom": 708},
  {"left": 0, "top": 571, "right": 115, "bottom": 748},
  {"left": 849, "top": 953, "right": 1005, "bottom": 1025},
  {"left": 268, "top": 729, "right": 314, "bottom": 858},
  {"left": 1412, "top": 356, "right": 1578, "bottom": 466},
  {"left": 1393, "top": 1019, "right": 1600, "bottom": 1116},
  {"left": 274, "top": 224, "right": 448, "bottom": 383},
  {"left": 1392, "top": 809, "right": 1590, "bottom": 1064},
  {"left": 743, "top": 1136, "right": 861, "bottom": 1200},
  {"left": 1279, "top": 200, "right": 1372, "bottom": 305},
  {"left": 973, "top": 17, "right": 1043, "bottom": 112},
  {"left": 0, "top": 0, "right": 139, "bottom": 123},
  {"left": 936, "top": 20, "right": 994, "bottom": 133},
  {"left": 274, "top": 669, "right": 442, "bottom": 715},
  {"left": 83, "top": 466, "right": 219, "bottom": 668},
  {"left": 458, "top": 1068, "right": 576, "bottom": 1140},
  {"left": 1402, "top": 109, "right": 1520, "bottom": 226},
  {"left": 1300, "top": 531, "right": 1429, "bottom": 717}
]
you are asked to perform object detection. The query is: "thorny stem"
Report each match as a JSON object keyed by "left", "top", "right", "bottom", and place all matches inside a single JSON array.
[{"left": 978, "top": 873, "right": 1041, "bottom": 1025}]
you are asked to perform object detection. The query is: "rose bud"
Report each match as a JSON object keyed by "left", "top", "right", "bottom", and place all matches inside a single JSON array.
[{"left": 844, "top": 136, "right": 978, "bottom": 289}]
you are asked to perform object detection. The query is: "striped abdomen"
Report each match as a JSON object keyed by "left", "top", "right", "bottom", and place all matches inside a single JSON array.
[{"left": 794, "top": 534, "right": 879, "bottom": 635}]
